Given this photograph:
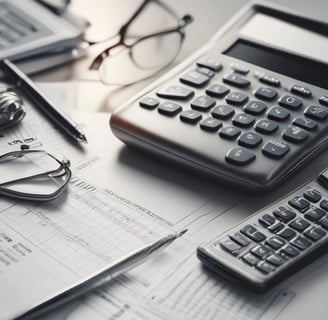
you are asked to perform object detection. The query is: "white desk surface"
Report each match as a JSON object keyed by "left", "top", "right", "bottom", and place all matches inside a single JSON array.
[{"left": 8, "top": 0, "right": 328, "bottom": 319}]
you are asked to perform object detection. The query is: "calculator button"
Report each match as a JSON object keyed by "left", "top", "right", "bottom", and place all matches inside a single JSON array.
[
  {"left": 240, "top": 224, "right": 266, "bottom": 242},
  {"left": 197, "top": 58, "right": 222, "bottom": 72},
  {"left": 206, "top": 84, "right": 230, "bottom": 98},
  {"left": 251, "top": 245, "right": 272, "bottom": 259},
  {"left": 290, "top": 85, "right": 312, "bottom": 98},
  {"left": 258, "top": 75, "right": 281, "bottom": 87},
  {"left": 242, "top": 252, "right": 260, "bottom": 266},
  {"left": 288, "top": 196, "right": 310, "bottom": 212},
  {"left": 199, "top": 117, "right": 222, "bottom": 132},
  {"left": 267, "top": 222, "right": 284, "bottom": 233},
  {"left": 266, "top": 254, "right": 286, "bottom": 266},
  {"left": 158, "top": 102, "right": 182, "bottom": 116},
  {"left": 303, "top": 227, "right": 326, "bottom": 241},
  {"left": 256, "top": 261, "right": 276, "bottom": 274},
  {"left": 225, "top": 91, "right": 249, "bottom": 105},
  {"left": 304, "top": 105, "right": 328, "bottom": 120},
  {"left": 180, "top": 70, "right": 210, "bottom": 87},
  {"left": 318, "top": 169, "right": 328, "bottom": 190},
  {"left": 232, "top": 113, "right": 255, "bottom": 128},
  {"left": 289, "top": 218, "right": 310, "bottom": 232},
  {"left": 156, "top": 85, "right": 194, "bottom": 100},
  {"left": 290, "top": 236, "right": 311, "bottom": 250},
  {"left": 265, "top": 236, "right": 285, "bottom": 250},
  {"left": 230, "top": 63, "right": 249, "bottom": 74},
  {"left": 262, "top": 140, "right": 290, "bottom": 159},
  {"left": 319, "top": 95, "right": 328, "bottom": 106},
  {"left": 267, "top": 106, "right": 290, "bottom": 121},
  {"left": 219, "top": 126, "right": 241, "bottom": 140},
  {"left": 259, "top": 214, "right": 276, "bottom": 227},
  {"left": 180, "top": 110, "right": 202, "bottom": 124},
  {"left": 276, "top": 228, "right": 297, "bottom": 240},
  {"left": 219, "top": 238, "right": 241, "bottom": 256},
  {"left": 254, "top": 87, "right": 278, "bottom": 101},
  {"left": 319, "top": 216, "right": 328, "bottom": 229},
  {"left": 280, "top": 245, "right": 300, "bottom": 257},
  {"left": 238, "top": 132, "right": 262, "bottom": 148},
  {"left": 139, "top": 97, "right": 159, "bottom": 109},
  {"left": 229, "top": 233, "right": 250, "bottom": 246},
  {"left": 226, "top": 148, "right": 256, "bottom": 166},
  {"left": 191, "top": 95, "right": 215, "bottom": 111},
  {"left": 303, "top": 189, "right": 321, "bottom": 203},
  {"left": 282, "top": 126, "right": 308, "bottom": 143},
  {"left": 304, "top": 207, "right": 326, "bottom": 221},
  {"left": 223, "top": 73, "right": 251, "bottom": 88},
  {"left": 244, "top": 101, "right": 267, "bottom": 115},
  {"left": 273, "top": 206, "right": 296, "bottom": 222},
  {"left": 293, "top": 117, "right": 317, "bottom": 131},
  {"left": 279, "top": 95, "right": 302, "bottom": 109},
  {"left": 255, "top": 119, "right": 279, "bottom": 134},
  {"left": 320, "top": 200, "right": 328, "bottom": 211},
  {"left": 211, "top": 105, "right": 235, "bottom": 120},
  {"left": 195, "top": 67, "right": 215, "bottom": 78}
]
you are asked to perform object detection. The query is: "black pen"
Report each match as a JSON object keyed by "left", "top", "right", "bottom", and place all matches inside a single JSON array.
[{"left": 1, "top": 59, "right": 87, "bottom": 144}]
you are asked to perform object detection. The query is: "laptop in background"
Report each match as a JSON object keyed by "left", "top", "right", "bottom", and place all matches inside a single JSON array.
[{"left": 0, "top": 0, "right": 85, "bottom": 73}]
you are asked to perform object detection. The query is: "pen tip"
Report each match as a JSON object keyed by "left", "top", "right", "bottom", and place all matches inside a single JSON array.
[
  {"left": 78, "top": 134, "right": 88, "bottom": 144},
  {"left": 177, "top": 229, "right": 188, "bottom": 238}
]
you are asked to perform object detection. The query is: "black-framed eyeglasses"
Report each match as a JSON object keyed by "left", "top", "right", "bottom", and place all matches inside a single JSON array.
[
  {"left": 87, "top": 0, "right": 193, "bottom": 85},
  {"left": 0, "top": 146, "right": 71, "bottom": 201}
]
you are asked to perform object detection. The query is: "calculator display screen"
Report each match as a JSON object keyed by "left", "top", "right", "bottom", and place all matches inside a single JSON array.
[{"left": 224, "top": 40, "right": 328, "bottom": 90}]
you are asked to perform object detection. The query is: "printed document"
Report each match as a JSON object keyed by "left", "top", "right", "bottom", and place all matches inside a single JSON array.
[{"left": 1, "top": 83, "right": 327, "bottom": 319}]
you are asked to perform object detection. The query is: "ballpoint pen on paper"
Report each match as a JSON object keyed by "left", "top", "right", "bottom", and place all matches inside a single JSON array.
[
  {"left": 1, "top": 59, "right": 88, "bottom": 144},
  {"left": 15, "top": 229, "right": 188, "bottom": 320}
]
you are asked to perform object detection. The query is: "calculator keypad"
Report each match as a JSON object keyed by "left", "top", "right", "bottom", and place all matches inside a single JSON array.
[
  {"left": 140, "top": 57, "right": 326, "bottom": 159},
  {"left": 198, "top": 169, "right": 328, "bottom": 290},
  {"left": 129, "top": 51, "right": 328, "bottom": 190}
]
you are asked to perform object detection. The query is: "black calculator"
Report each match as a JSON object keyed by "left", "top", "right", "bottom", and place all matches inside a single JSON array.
[
  {"left": 197, "top": 167, "right": 328, "bottom": 291},
  {"left": 110, "top": 3, "right": 328, "bottom": 191}
]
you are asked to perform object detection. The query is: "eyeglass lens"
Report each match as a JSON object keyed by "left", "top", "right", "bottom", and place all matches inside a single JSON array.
[
  {"left": 0, "top": 151, "right": 70, "bottom": 200},
  {"left": 92, "top": 0, "right": 191, "bottom": 85},
  {"left": 98, "top": 32, "right": 183, "bottom": 85}
]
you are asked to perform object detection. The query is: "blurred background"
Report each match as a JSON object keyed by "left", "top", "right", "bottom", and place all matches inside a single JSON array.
[{"left": 32, "top": 0, "right": 328, "bottom": 112}]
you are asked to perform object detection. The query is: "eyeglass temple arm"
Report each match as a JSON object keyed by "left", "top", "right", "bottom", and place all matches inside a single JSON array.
[
  {"left": 119, "top": 0, "right": 182, "bottom": 36},
  {"left": 129, "top": 14, "right": 193, "bottom": 42},
  {"left": 155, "top": 0, "right": 180, "bottom": 19},
  {"left": 119, "top": 0, "right": 151, "bottom": 36}
]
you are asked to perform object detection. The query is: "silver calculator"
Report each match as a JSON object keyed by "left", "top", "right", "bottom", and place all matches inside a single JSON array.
[{"left": 110, "top": 3, "right": 328, "bottom": 191}]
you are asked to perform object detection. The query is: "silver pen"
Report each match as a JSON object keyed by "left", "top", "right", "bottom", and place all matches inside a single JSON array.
[
  {"left": 1, "top": 59, "right": 87, "bottom": 144},
  {"left": 15, "top": 229, "right": 188, "bottom": 320}
]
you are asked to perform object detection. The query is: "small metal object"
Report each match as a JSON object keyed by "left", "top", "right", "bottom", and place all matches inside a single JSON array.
[
  {"left": 0, "top": 87, "right": 26, "bottom": 130},
  {"left": 0, "top": 145, "right": 72, "bottom": 201}
]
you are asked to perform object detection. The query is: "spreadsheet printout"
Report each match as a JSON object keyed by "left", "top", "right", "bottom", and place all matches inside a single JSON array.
[
  {"left": 0, "top": 84, "right": 174, "bottom": 320},
  {"left": 1, "top": 83, "right": 327, "bottom": 320}
]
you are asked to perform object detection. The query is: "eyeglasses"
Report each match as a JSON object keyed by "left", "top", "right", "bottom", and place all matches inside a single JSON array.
[
  {"left": 0, "top": 146, "right": 71, "bottom": 201},
  {"left": 87, "top": 0, "right": 193, "bottom": 85}
]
